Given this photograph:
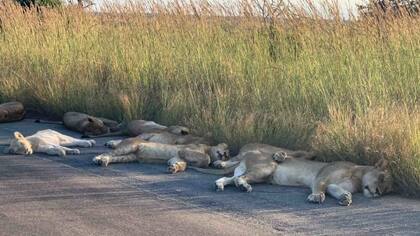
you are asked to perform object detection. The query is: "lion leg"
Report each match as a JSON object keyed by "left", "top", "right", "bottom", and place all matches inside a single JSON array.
[
  {"left": 327, "top": 184, "right": 353, "bottom": 206},
  {"left": 52, "top": 131, "right": 94, "bottom": 147},
  {"left": 107, "top": 143, "right": 141, "bottom": 156},
  {"left": 93, "top": 154, "right": 137, "bottom": 167},
  {"left": 61, "top": 139, "right": 95, "bottom": 148},
  {"left": 178, "top": 149, "right": 211, "bottom": 168},
  {"left": 213, "top": 160, "right": 240, "bottom": 169},
  {"left": 234, "top": 171, "right": 273, "bottom": 193},
  {"left": 214, "top": 176, "right": 235, "bottom": 192},
  {"left": 104, "top": 139, "right": 122, "bottom": 149},
  {"left": 288, "top": 150, "right": 316, "bottom": 160},
  {"left": 60, "top": 146, "right": 81, "bottom": 155},
  {"left": 308, "top": 180, "right": 327, "bottom": 204},
  {"left": 167, "top": 157, "right": 187, "bottom": 174},
  {"left": 38, "top": 145, "right": 67, "bottom": 156}
]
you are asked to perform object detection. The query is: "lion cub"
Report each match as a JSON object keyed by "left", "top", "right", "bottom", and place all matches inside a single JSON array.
[
  {"left": 3, "top": 130, "right": 95, "bottom": 156},
  {"left": 0, "top": 102, "right": 25, "bottom": 123},
  {"left": 215, "top": 151, "right": 393, "bottom": 206},
  {"left": 93, "top": 137, "right": 229, "bottom": 174}
]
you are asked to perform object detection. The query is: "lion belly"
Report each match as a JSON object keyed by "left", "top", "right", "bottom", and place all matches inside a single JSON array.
[
  {"left": 270, "top": 160, "right": 326, "bottom": 187},
  {"left": 28, "top": 130, "right": 66, "bottom": 146},
  {"left": 136, "top": 143, "right": 179, "bottom": 162},
  {"left": 271, "top": 166, "right": 315, "bottom": 187}
]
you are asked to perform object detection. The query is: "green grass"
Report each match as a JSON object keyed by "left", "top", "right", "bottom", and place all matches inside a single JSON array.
[{"left": 0, "top": 1, "right": 419, "bottom": 196}]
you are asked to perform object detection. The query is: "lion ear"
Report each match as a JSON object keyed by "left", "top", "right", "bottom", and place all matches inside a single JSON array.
[
  {"left": 375, "top": 159, "right": 389, "bottom": 170},
  {"left": 87, "top": 117, "right": 94, "bottom": 123},
  {"left": 14, "top": 131, "right": 24, "bottom": 140}
]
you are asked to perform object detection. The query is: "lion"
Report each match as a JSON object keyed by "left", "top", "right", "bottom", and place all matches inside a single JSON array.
[
  {"left": 211, "top": 143, "right": 316, "bottom": 169},
  {"left": 212, "top": 150, "right": 393, "bottom": 206},
  {"left": 0, "top": 101, "right": 25, "bottom": 123},
  {"left": 92, "top": 137, "right": 229, "bottom": 174},
  {"left": 104, "top": 131, "right": 212, "bottom": 148},
  {"left": 3, "top": 129, "right": 96, "bottom": 156},
  {"left": 36, "top": 112, "right": 119, "bottom": 137},
  {"left": 82, "top": 119, "right": 190, "bottom": 139}
]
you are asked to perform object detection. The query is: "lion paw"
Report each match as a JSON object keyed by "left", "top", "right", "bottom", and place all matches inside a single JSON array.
[
  {"left": 234, "top": 177, "right": 252, "bottom": 193},
  {"left": 338, "top": 192, "right": 353, "bottom": 206},
  {"left": 88, "top": 140, "right": 96, "bottom": 147},
  {"left": 239, "top": 183, "right": 252, "bottom": 193},
  {"left": 272, "top": 152, "right": 288, "bottom": 163},
  {"left": 79, "top": 140, "right": 95, "bottom": 148},
  {"left": 104, "top": 140, "right": 118, "bottom": 149},
  {"left": 57, "top": 149, "right": 67, "bottom": 157},
  {"left": 168, "top": 164, "right": 179, "bottom": 174},
  {"left": 67, "top": 149, "right": 80, "bottom": 155},
  {"left": 214, "top": 182, "right": 224, "bottom": 192},
  {"left": 93, "top": 155, "right": 110, "bottom": 167},
  {"left": 168, "top": 163, "right": 186, "bottom": 174},
  {"left": 213, "top": 160, "right": 226, "bottom": 169},
  {"left": 307, "top": 192, "right": 326, "bottom": 204}
]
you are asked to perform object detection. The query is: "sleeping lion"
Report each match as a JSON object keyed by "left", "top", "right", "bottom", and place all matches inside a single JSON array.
[
  {"left": 211, "top": 143, "right": 316, "bottom": 169},
  {"left": 212, "top": 150, "right": 393, "bottom": 206},
  {"left": 3, "top": 130, "right": 95, "bottom": 156},
  {"left": 36, "top": 112, "right": 119, "bottom": 137},
  {"left": 83, "top": 119, "right": 190, "bottom": 138},
  {"left": 93, "top": 137, "right": 229, "bottom": 174},
  {"left": 104, "top": 131, "right": 212, "bottom": 148},
  {"left": 0, "top": 101, "right": 25, "bottom": 123}
]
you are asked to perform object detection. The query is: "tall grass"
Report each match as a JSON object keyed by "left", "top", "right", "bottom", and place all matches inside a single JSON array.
[{"left": 0, "top": 1, "right": 419, "bottom": 196}]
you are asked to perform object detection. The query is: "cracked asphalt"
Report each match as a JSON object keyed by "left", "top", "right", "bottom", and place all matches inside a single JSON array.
[{"left": 1, "top": 120, "right": 419, "bottom": 236}]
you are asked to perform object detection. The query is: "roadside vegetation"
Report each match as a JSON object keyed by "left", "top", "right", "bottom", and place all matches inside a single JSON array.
[{"left": 0, "top": 0, "right": 419, "bottom": 196}]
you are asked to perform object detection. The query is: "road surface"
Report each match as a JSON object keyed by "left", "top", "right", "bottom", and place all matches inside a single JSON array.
[{"left": 0, "top": 120, "right": 419, "bottom": 235}]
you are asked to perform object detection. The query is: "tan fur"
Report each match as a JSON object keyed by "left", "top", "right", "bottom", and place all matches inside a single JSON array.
[
  {"left": 3, "top": 130, "right": 96, "bottom": 156},
  {"left": 0, "top": 102, "right": 25, "bottom": 123},
  {"left": 85, "top": 119, "right": 190, "bottom": 139},
  {"left": 104, "top": 131, "right": 212, "bottom": 148},
  {"left": 215, "top": 151, "right": 393, "bottom": 206},
  {"left": 62, "top": 112, "right": 119, "bottom": 136},
  {"left": 212, "top": 143, "right": 316, "bottom": 169},
  {"left": 93, "top": 137, "right": 229, "bottom": 174}
]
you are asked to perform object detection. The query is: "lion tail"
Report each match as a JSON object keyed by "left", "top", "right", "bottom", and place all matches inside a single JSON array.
[
  {"left": 34, "top": 119, "right": 63, "bottom": 125},
  {"left": 189, "top": 165, "right": 238, "bottom": 176}
]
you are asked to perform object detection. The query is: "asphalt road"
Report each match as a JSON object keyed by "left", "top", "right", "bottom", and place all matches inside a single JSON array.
[{"left": 1, "top": 120, "right": 419, "bottom": 236}]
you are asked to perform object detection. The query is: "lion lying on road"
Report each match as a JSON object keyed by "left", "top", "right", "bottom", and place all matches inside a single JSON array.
[
  {"left": 3, "top": 130, "right": 95, "bottom": 156},
  {"left": 36, "top": 112, "right": 119, "bottom": 137},
  {"left": 93, "top": 137, "right": 229, "bottom": 174},
  {"left": 104, "top": 131, "right": 212, "bottom": 148},
  {"left": 0, "top": 102, "right": 25, "bottom": 123},
  {"left": 213, "top": 150, "right": 393, "bottom": 206},
  {"left": 84, "top": 119, "right": 191, "bottom": 139},
  {"left": 211, "top": 143, "right": 316, "bottom": 169}
]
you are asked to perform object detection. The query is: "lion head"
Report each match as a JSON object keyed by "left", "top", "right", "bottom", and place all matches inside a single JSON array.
[
  {"left": 3, "top": 132, "right": 33, "bottom": 155},
  {"left": 362, "top": 159, "right": 393, "bottom": 198},
  {"left": 82, "top": 117, "right": 110, "bottom": 136},
  {"left": 166, "top": 125, "right": 190, "bottom": 136},
  {"left": 209, "top": 143, "right": 230, "bottom": 163}
]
